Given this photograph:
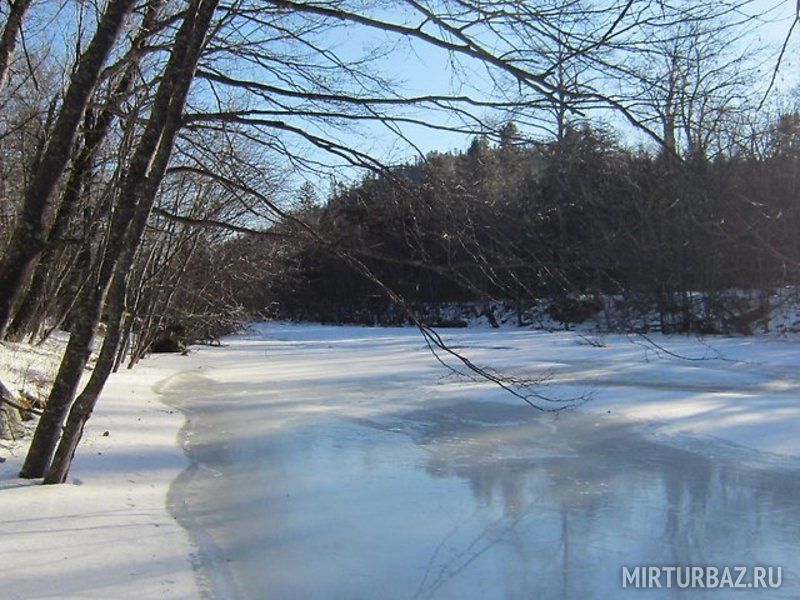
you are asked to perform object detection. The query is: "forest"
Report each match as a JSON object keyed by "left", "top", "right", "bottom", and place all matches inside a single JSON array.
[
  {"left": 259, "top": 118, "right": 800, "bottom": 333},
  {"left": 0, "top": 0, "right": 797, "bottom": 483}
]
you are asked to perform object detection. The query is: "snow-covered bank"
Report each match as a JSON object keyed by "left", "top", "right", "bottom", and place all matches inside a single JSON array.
[{"left": 0, "top": 347, "right": 200, "bottom": 599}]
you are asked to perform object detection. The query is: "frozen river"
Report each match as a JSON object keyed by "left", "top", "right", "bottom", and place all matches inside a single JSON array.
[{"left": 162, "top": 325, "right": 800, "bottom": 598}]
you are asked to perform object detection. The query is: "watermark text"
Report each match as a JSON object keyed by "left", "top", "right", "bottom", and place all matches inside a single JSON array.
[{"left": 622, "top": 566, "right": 782, "bottom": 590}]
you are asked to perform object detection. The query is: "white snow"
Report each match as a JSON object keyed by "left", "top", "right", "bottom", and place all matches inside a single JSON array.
[
  {"left": 0, "top": 332, "right": 72, "bottom": 401},
  {"left": 0, "top": 344, "right": 200, "bottom": 600},
  {"left": 1, "top": 323, "right": 800, "bottom": 599},
  {"left": 418, "top": 327, "right": 800, "bottom": 460},
  {"left": 219, "top": 323, "right": 800, "bottom": 460}
]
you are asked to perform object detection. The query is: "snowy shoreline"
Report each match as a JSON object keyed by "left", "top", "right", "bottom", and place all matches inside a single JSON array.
[
  {"left": 162, "top": 371, "right": 244, "bottom": 600},
  {"left": 0, "top": 352, "right": 201, "bottom": 599}
]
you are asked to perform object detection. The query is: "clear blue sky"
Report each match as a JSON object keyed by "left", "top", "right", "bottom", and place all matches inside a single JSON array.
[{"left": 372, "top": 0, "right": 800, "bottom": 159}]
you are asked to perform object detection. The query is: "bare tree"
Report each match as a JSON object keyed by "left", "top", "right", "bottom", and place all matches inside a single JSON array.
[
  {"left": 0, "top": 0, "right": 33, "bottom": 91},
  {"left": 34, "top": 0, "right": 221, "bottom": 483},
  {"left": 0, "top": 0, "right": 137, "bottom": 336}
]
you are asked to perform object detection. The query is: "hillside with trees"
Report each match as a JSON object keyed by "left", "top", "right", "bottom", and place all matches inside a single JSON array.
[{"left": 259, "top": 117, "right": 800, "bottom": 334}]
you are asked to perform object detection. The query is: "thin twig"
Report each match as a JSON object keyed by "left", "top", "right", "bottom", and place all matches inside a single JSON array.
[{"left": 757, "top": 15, "right": 799, "bottom": 111}]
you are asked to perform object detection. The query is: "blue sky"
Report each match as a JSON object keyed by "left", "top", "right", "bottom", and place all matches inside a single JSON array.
[{"left": 363, "top": 0, "right": 800, "bottom": 161}]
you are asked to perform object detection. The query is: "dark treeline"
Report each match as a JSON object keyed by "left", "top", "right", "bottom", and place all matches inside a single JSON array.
[{"left": 261, "top": 118, "right": 800, "bottom": 333}]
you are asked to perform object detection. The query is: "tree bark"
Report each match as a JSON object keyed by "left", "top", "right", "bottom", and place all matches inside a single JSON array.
[
  {"left": 5, "top": 128, "right": 96, "bottom": 341},
  {"left": 44, "top": 269, "right": 129, "bottom": 483},
  {"left": 0, "top": 0, "right": 33, "bottom": 91}
]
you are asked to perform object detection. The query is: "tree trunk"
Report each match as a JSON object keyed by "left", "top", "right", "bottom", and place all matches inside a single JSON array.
[
  {"left": 0, "top": 0, "right": 33, "bottom": 91},
  {"left": 18, "top": 279, "right": 105, "bottom": 478},
  {"left": 44, "top": 271, "right": 129, "bottom": 483},
  {"left": 0, "top": 0, "right": 135, "bottom": 337},
  {"left": 29, "top": 0, "right": 219, "bottom": 482},
  {"left": 7, "top": 1, "right": 165, "bottom": 342},
  {"left": 5, "top": 140, "right": 93, "bottom": 341}
]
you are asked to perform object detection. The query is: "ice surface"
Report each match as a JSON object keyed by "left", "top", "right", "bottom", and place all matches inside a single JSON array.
[{"left": 164, "top": 324, "right": 800, "bottom": 599}]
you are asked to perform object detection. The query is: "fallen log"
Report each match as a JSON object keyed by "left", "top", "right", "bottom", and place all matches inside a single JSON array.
[{"left": 0, "top": 379, "right": 27, "bottom": 440}]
